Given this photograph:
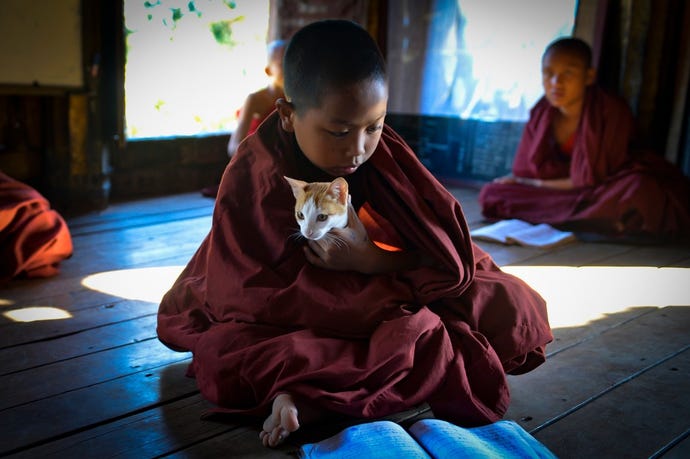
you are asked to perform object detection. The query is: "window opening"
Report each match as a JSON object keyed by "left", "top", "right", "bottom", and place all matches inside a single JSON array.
[
  {"left": 421, "top": 0, "right": 577, "bottom": 121},
  {"left": 124, "top": 0, "right": 270, "bottom": 139}
]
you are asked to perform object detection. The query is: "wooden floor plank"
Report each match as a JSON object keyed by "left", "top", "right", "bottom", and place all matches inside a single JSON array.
[
  {"left": 0, "top": 339, "right": 189, "bottom": 411},
  {"left": 0, "top": 361, "right": 197, "bottom": 456},
  {"left": 0, "top": 299, "right": 157, "bottom": 348},
  {"left": 507, "top": 241, "right": 632, "bottom": 266},
  {"left": 532, "top": 347, "right": 690, "bottom": 459},
  {"left": 59, "top": 224, "right": 207, "bottom": 277},
  {"left": 545, "top": 306, "right": 657, "bottom": 355},
  {"left": 472, "top": 240, "right": 545, "bottom": 266},
  {"left": 0, "top": 314, "right": 157, "bottom": 375},
  {"left": 66, "top": 192, "right": 213, "bottom": 229},
  {"left": 586, "top": 243, "right": 690, "bottom": 267},
  {"left": 168, "top": 428, "right": 301, "bottom": 458},
  {"left": 68, "top": 205, "right": 213, "bottom": 236},
  {"left": 505, "top": 306, "right": 690, "bottom": 436},
  {"left": 669, "top": 256, "right": 690, "bottom": 268},
  {"left": 7, "top": 394, "right": 228, "bottom": 459},
  {"left": 654, "top": 431, "right": 690, "bottom": 459},
  {"left": 0, "top": 248, "right": 193, "bottom": 305}
]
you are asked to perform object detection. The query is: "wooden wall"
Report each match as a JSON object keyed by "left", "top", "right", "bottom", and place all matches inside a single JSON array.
[{"left": 1, "top": 1, "right": 688, "bottom": 214}]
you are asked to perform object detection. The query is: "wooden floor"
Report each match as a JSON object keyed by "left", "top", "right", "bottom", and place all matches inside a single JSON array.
[{"left": 1, "top": 186, "right": 689, "bottom": 458}]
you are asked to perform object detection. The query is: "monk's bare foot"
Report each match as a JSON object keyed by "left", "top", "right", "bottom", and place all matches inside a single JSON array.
[{"left": 259, "top": 393, "right": 300, "bottom": 447}]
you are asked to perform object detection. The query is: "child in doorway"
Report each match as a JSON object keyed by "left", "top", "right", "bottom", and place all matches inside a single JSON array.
[
  {"left": 201, "top": 39, "right": 286, "bottom": 197},
  {"left": 159, "top": 20, "right": 552, "bottom": 449},
  {"left": 226, "top": 39, "right": 286, "bottom": 158}
]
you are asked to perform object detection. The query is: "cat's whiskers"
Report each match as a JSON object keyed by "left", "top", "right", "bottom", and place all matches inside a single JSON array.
[
  {"left": 321, "top": 232, "right": 349, "bottom": 250},
  {"left": 287, "top": 229, "right": 304, "bottom": 242}
]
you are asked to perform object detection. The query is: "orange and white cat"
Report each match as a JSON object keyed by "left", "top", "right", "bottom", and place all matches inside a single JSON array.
[{"left": 284, "top": 176, "right": 349, "bottom": 241}]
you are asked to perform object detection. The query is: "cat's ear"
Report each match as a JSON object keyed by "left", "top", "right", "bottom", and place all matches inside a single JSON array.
[
  {"left": 284, "top": 176, "right": 307, "bottom": 199},
  {"left": 329, "top": 177, "right": 349, "bottom": 206}
]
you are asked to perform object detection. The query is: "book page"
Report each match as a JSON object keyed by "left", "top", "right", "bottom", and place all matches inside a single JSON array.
[
  {"left": 409, "top": 419, "right": 556, "bottom": 459},
  {"left": 470, "top": 219, "right": 534, "bottom": 244},
  {"left": 508, "top": 223, "right": 576, "bottom": 248},
  {"left": 300, "top": 420, "right": 432, "bottom": 458}
]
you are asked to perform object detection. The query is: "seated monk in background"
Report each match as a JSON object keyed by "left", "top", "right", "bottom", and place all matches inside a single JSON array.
[
  {"left": 158, "top": 20, "right": 552, "bottom": 449},
  {"left": 479, "top": 37, "right": 690, "bottom": 239},
  {"left": 0, "top": 170, "right": 73, "bottom": 283},
  {"left": 202, "top": 40, "right": 286, "bottom": 198},
  {"left": 226, "top": 39, "right": 286, "bottom": 159}
]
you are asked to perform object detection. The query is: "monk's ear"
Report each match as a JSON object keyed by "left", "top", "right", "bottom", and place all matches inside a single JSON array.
[
  {"left": 276, "top": 98, "right": 295, "bottom": 132},
  {"left": 585, "top": 67, "right": 596, "bottom": 86}
]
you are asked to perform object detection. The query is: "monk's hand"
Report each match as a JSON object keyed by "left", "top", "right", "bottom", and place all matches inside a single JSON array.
[
  {"left": 513, "top": 176, "right": 543, "bottom": 187},
  {"left": 304, "top": 203, "right": 379, "bottom": 273},
  {"left": 494, "top": 175, "right": 544, "bottom": 187},
  {"left": 493, "top": 174, "right": 517, "bottom": 184}
]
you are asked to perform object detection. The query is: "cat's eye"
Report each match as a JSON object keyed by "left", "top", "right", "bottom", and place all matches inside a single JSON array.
[
  {"left": 317, "top": 214, "right": 328, "bottom": 222},
  {"left": 296, "top": 211, "right": 304, "bottom": 220}
]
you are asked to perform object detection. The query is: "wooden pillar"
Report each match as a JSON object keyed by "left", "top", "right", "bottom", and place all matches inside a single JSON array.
[{"left": 61, "top": 0, "right": 125, "bottom": 212}]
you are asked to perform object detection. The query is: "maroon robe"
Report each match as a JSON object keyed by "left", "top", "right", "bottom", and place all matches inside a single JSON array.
[
  {"left": 157, "top": 112, "right": 552, "bottom": 426},
  {"left": 479, "top": 86, "right": 690, "bottom": 237},
  {"left": 0, "top": 171, "right": 73, "bottom": 282}
]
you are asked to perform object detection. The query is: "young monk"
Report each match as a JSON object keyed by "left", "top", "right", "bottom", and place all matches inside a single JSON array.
[
  {"left": 158, "top": 20, "right": 553, "bottom": 449},
  {"left": 0, "top": 170, "right": 73, "bottom": 283},
  {"left": 202, "top": 40, "right": 286, "bottom": 198},
  {"left": 479, "top": 37, "right": 690, "bottom": 238},
  {"left": 226, "top": 39, "right": 287, "bottom": 158}
]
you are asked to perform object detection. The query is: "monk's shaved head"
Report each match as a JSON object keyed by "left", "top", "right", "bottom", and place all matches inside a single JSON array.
[
  {"left": 282, "top": 20, "right": 387, "bottom": 114},
  {"left": 543, "top": 37, "right": 593, "bottom": 68}
]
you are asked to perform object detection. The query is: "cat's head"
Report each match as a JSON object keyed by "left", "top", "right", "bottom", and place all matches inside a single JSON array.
[{"left": 284, "top": 176, "right": 349, "bottom": 240}]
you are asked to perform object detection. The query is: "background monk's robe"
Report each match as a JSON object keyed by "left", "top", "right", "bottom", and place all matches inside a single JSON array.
[
  {"left": 157, "top": 113, "right": 553, "bottom": 426},
  {"left": 0, "top": 171, "right": 73, "bottom": 282},
  {"left": 479, "top": 86, "right": 690, "bottom": 238}
]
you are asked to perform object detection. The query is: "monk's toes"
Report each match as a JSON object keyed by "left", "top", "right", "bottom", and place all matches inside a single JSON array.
[{"left": 271, "top": 427, "right": 289, "bottom": 446}]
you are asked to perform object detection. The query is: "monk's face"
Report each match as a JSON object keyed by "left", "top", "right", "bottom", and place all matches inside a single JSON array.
[
  {"left": 541, "top": 50, "right": 595, "bottom": 112},
  {"left": 265, "top": 46, "right": 285, "bottom": 89},
  {"left": 278, "top": 78, "right": 388, "bottom": 178}
]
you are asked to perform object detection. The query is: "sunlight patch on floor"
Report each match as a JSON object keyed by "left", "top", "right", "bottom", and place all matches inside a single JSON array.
[
  {"left": 81, "top": 266, "right": 185, "bottom": 303},
  {"left": 503, "top": 266, "right": 690, "bottom": 328},
  {"left": 78, "top": 264, "right": 690, "bottom": 329},
  {"left": 3, "top": 306, "right": 73, "bottom": 322}
]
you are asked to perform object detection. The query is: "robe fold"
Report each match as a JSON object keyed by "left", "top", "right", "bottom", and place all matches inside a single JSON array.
[
  {"left": 0, "top": 171, "right": 73, "bottom": 282},
  {"left": 157, "top": 113, "right": 552, "bottom": 426},
  {"left": 479, "top": 86, "right": 690, "bottom": 237}
]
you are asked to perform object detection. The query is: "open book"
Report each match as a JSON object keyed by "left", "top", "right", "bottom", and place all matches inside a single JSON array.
[
  {"left": 300, "top": 419, "right": 556, "bottom": 459},
  {"left": 470, "top": 219, "right": 576, "bottom": 249}
]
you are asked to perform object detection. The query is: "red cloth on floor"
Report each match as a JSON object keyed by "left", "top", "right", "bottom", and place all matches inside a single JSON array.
[
  {"left": 479, "top": 86, "right": 690, "bottom": 237},
  {"left": 0, "top": 171, "right": 73, "bottom": 282},
  {"left": 158, "top": 112, "right": 552, "bottom": 426}
]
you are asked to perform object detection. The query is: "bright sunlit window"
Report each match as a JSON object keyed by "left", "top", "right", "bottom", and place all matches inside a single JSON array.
[
  {"left": 124, "top": 0, "right": 270, "bottom": 139},
  {"left": 421, "top": 0, "right": 577, "bottom": 121}
]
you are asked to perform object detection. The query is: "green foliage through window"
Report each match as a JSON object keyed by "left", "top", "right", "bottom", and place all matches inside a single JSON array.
[{"left": 124, "top": 0, "right": 269, "bottom": 138}]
